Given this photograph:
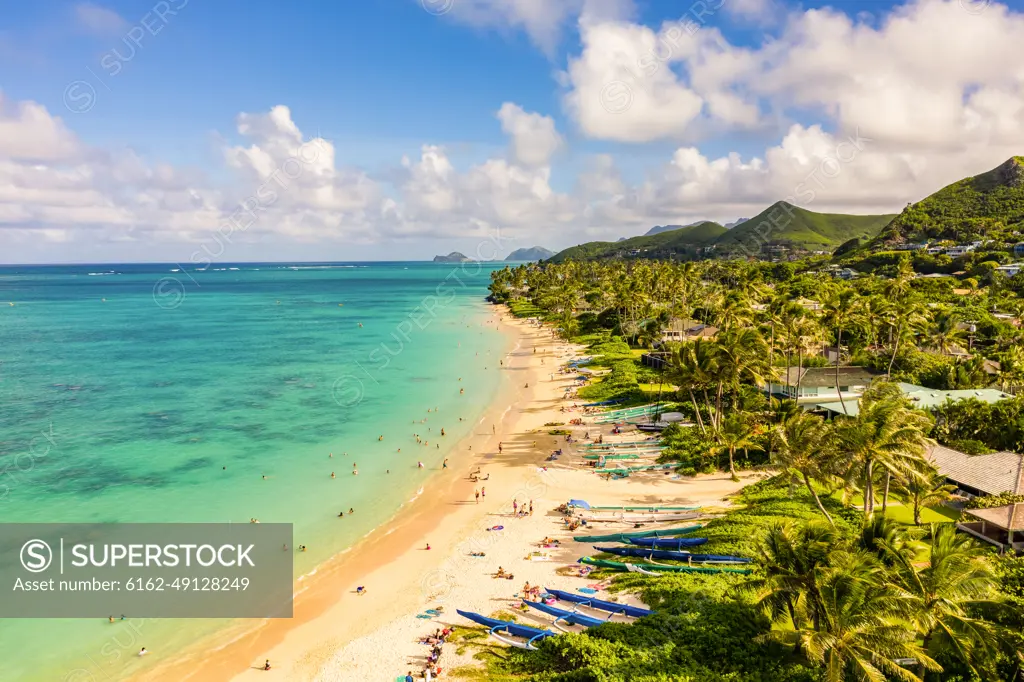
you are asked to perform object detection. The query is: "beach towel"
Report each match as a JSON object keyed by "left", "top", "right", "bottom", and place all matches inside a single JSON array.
[
  {"left": 416, "top": 614, "right": 434, "bottom": 619},
  {"left": 488, "top": 525, "right": 504, "bottom": 531},
  {"left": 577, "top": 587, "right": 598, "bottom": 594}
]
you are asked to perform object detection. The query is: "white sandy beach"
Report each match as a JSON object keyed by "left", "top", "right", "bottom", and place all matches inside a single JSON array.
[{"left": 139, "top": 309, "right": 758, "bottom": 682}]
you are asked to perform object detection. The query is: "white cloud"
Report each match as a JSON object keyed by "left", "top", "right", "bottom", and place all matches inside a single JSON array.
[
  {"left": 496, "top": 103, "right": 564, "bottom": 167},
  {"left": 0, "top": 95, "right": 81, "bottom": 161},
  {"left": 563, "top": 0, "right": 1024, "bottom": 151},
  {"left": 74, "top": 3, "right": 127, "bottom": 35},
  {"left": 431, "top": 0, "right": 634, "bottom": 54},
  {"left": 562, "top": 18, "right": 724, "bottom": 142},
  {"left": 6, "top": 0, "right": 1024, "bottom": 259}
]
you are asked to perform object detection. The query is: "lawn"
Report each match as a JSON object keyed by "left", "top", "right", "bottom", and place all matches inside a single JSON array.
[{"left": 826, "top": 488, "right": 959, "bottom": 525}]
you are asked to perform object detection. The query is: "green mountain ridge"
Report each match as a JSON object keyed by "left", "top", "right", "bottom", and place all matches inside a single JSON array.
[
  {"left": 872, "top": 156, "right": 1024, "bottom": 247},
  {"left": 549, "top": 221, "right": 726, "bottom": 263},
  {"left": 645, "top": 220, "right": 714, "bottom": 236},
  {"left": 715, "top": 202, "right": 895, "bottom": 254},
  {"left": 504, "top": 246, "right": 554, "bottom": 261},
  {"left": 551, "top": 203, "right": 894, "bottom": 262}
]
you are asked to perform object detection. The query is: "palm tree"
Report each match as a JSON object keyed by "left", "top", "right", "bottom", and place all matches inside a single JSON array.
[
  {"left": 887, "top": 524, "right": 1006, "bottom": 680},
  {"left": 784, "top": 550, "right": 941, "bottom": 682},
  {"left": 861, "top": 295, "right": 893, "bottom": 351},
  {"left": 835, "top": 383, "right": 934, "bottom": 520},
  {"left": 672, "top": 339, "right": 718, "bottom": 434},
  {"left": 746, "top": 520, "right": 841, "bottom": 632},
  {"left": 996, "top": 344, "right": 1024, "bottom": 394},
  {"left": 710, "top": 327, "right": 774, "bottom": 430},
  {"left": 886, "top": 301, "right": 927, "bottom": 379},
  {"left": 893, "top": 469, "right": 956, "bottom": 525},
  {"left": 822, "top": 289, "right": 864, "bottom": 415},
  {"left": 713, "top": 411, "right": 755, "bottom": 481},
  {"left": 716, "top": 291, "right": 754, "bottom": 331},
  {"left": 771, "top": 412, "right": 838, "bottom": 526},
  {"left": 763, "top": 293, "right": 791, "bottom": 368},
  {"left": 856, "top": 515, "right": 919, "bottom": 567},
  {"left": 928, "top": 309, "right": 966, "bottom": 356}
]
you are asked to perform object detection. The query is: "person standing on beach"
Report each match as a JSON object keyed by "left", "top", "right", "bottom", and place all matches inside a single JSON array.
[
  {"left": 481, "top": 487, "right": 486, "bottom": 499},
  {"left": 475, "top": 489, "right": 479, "bottom": 503},
  {"left": 443, "top": 458, "right": 448, "bottom": 469},
  {"left": 512, "top": 500, "right": 518, "bottom": 515},
  {"left": 529, "top": 500, "right": 534, "bottom": 515}
]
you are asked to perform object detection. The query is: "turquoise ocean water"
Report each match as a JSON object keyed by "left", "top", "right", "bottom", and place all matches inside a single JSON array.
[{"left": 0, "top": 262, "right": 509, "bottom": 681}]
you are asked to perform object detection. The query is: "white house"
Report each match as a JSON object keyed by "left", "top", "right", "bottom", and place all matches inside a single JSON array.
[
  {"left": 997, "top": 263, "right": 1023, "bottom": 278},
  {"left": 945, "top": 245, "right": 976, "bottom": 257},
  {"left": 766, "top": 366, "right": 879, "bottom": 402}
]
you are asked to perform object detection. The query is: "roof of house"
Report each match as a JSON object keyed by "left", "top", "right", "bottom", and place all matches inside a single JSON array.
[
  {"left": 906, "top": 388, "right": 1012, "bottom": 410},
  {"left": 665, "top": 319, "right": 718, "bottom": 337},
  {"left": 815, "top": 385, "right": 1012, "bottom": 417},
  {"left": 927, "top": 445, "right": 1024, "bottom": 496},
  {"left": 776, "top": 366, "right": 878, "bottom": 388},
  {"left": 965, "top": 504, "right": 1024, "bottom": 531}
]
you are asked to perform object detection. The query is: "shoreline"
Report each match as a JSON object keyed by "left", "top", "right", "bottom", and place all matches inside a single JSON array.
[
  {"left": 138, "top": 306, "right": 557, "bottom": 681},
  {"left": 139, "top": 308, "right": 758, "bottom": 681}
]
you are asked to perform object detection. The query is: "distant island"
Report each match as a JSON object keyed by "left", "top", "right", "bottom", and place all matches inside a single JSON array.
[
  {"left": 433, "top": 252, "right": 473, "bottom": 263},
  {"left": 504, "top": 246, "right": 554, "bottom": 261}
]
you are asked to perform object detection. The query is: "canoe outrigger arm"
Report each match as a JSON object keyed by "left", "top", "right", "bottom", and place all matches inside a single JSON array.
[{"left": 488, "top": 625, "right": 546, "bottom": 650}]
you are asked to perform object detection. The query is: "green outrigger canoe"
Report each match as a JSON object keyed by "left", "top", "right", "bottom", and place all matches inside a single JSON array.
[
  {"left": 582, "top": 452, "right": 662, "bottom": 461},
  {"left": 580, "top": 557, "right": 752, "bottom": 575},
  {"left": 587, "top": 504, "right": 700, "bottom": 512},
  {"left": 573, "top": 524, "right": 703, "bottom": 543},
  {"left": 581, "top": 440, "right": 662, "bottom": 449},
  {"left": 595, "top": 464, "right": 676, "bottom": 475}
]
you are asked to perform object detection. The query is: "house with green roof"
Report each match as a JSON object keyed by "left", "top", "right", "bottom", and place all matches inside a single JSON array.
[{"left": 812, "top": 383, "right": 1012, "bottom": 418}]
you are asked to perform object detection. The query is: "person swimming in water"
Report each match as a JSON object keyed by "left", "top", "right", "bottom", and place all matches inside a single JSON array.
[{"left": 331, "top": 472, "right": 335, "bottom": 479}]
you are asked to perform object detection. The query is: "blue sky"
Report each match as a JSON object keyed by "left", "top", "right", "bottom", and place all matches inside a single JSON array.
[{"left": 1, "top": 0, "right": 1023, "bottom": 262}]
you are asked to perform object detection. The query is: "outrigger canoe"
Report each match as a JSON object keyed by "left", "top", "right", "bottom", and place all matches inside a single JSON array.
[
  {"left": 572, "top": 524, "right": 703, "bottom": 543},
  {"left": 456, "top": 609, "right": 555, "bottom": 650},
  {"left": 521, "top": 600, "right": 605, "bottom": 631},
  {"left": 580, "top": 556, "right": 752, "bottom": 575},
  {"left": 628, "top": 536, "right": 715, "bottom": 550},
  {"left": 594, "top": 545, "right": 751, "bottom": 563},
  {"left": 587, "top": 504, "right": 699, "bottom": 512},
  {"left": 543, "top": 588, "right": 653, "bottom": 618},
  {"left": 580, "top": 512, "right": 701, "bottom": 523}
]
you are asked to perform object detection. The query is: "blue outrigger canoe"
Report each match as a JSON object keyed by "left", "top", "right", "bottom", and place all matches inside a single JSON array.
[
  {"left": 457, "top": 609, "right": 555, "bottom": 650},
  {"left": 594, "top": 545, "right": 751, "bottom": 563},
  {"left": 572, "top": 524, "right": 703, "bottom": 543},
  {"left": 543, "top": 587, "right": 654, "bottom": 618},
  {"left": 521, "top": 600, "right": 606, "bottom": 631},
  {"left": 627, "top": 536, "right": 708, "bottom": 549},
  {"left": 628, "top": 536, "right": 710, "bottom": 550}
]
